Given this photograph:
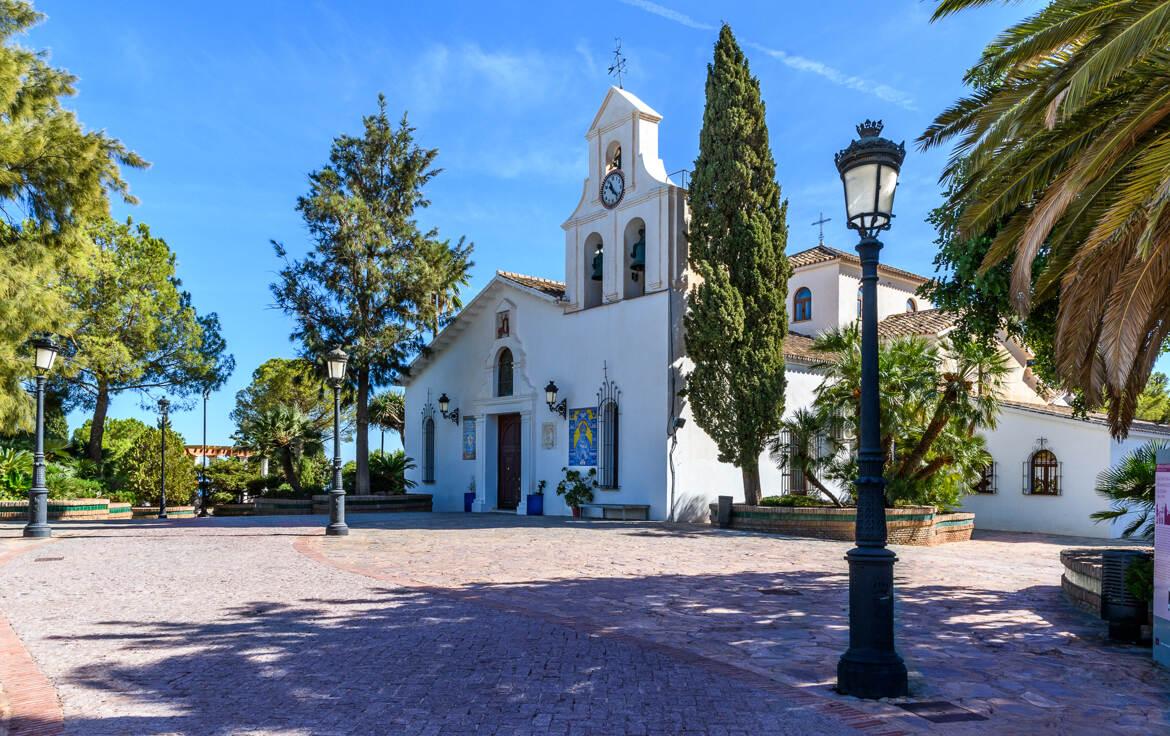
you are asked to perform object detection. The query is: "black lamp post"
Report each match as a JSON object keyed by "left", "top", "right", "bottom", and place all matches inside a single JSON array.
[
  {"left": 158, "top": 397, "right": 170, "bottom": 519},
  {"left": 834, "top": 119, "right": 908, "bottom": 699},
  {"left": 198, "top": 387, "right": 210, "bottom": 517},
  {"left": 325, "top": 347, "right": 349, "bottom": 536},
  {"left": 544, "top": 381, "right": 567, "bottom": 419},
  {"left": 23, "top": 337, "right": 60, "bottom": 538}
]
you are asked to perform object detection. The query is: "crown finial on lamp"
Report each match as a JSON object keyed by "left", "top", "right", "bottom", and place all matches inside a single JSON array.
[{"left": 856, "top": 120, "right": 884, "bottom": 138}]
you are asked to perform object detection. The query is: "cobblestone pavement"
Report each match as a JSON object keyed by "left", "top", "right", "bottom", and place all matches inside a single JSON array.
[
  {"left": 0, "top": 517, "right": 864, "bottom": 736},
  {"left": 301, "top": 514, "right": 1170, "bottom": 735}
]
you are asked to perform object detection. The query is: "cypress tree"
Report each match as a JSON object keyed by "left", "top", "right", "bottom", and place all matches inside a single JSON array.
[{"left": 685, "top": 25, "right": 790, "bottom": 505}]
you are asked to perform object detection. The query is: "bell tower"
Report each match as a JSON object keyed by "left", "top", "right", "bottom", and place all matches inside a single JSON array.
[{"left": 561, "top": 87, "right": 687, "bottom": 311}]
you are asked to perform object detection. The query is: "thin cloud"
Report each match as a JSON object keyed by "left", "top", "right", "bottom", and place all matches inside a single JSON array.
[
  {"left": 617, "top": 0, "right": 714, "bottom": 30},
  {"left": 618, "top": 0, "right": 916, "bottom": 110}
]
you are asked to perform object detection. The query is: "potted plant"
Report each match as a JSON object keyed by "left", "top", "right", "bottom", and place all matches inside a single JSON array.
[
  {"left": 464, "top": 476, "right": 476, "bottom": 513},
  {"left": 527, "top": 480, "right": 546, "bottom": 516},
  {"left": 556, "top": 467, "right": 596, "bottom": 517}
]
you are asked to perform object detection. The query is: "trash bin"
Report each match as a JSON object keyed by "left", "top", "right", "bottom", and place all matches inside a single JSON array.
[{"left": 464, "top": 492, "right": 475, "bottom": 513}]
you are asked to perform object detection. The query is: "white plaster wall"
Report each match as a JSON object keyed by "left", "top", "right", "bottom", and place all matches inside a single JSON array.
[
  {"left": 404, "top": 283, "right": 672, "bottom": 519},
  {"left": 835, "top": 267, "right": 931, "bottom": 326},
  {"left": 668, "top": 360, "right": 828, "bottom": 521},
  {"left": 957, "top": 407, "right": 1160, "bottom": 538},
  {"left": 787, "top": 263, "right": 840, "bottom": 338}
]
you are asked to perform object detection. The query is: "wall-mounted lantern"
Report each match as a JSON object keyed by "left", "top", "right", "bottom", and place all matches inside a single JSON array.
[
  {"left": 438, "top": 392, "right": 460, "bottom": 424},
  {"left": 545, "top": 381, "right": 568, "bottom": 419}
]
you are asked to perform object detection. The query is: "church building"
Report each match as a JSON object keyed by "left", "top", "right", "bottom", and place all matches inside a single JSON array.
[{"left": 400, "top": 87, "right": 1169, "bottom": 538}]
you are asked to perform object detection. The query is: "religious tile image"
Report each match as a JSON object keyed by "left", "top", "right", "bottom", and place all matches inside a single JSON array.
[{"left": 568, "top": 407, "right": 597, "bottom": 467}]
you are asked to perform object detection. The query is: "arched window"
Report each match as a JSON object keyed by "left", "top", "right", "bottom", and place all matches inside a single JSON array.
[
  {"left": 906, "top": 298, "right": 917, "bottom": 313},
  {"left": 793, "top": 287, "right": 812, "bottom": 322},
  {"left": 599, "top": 399, "right": 619, "bottom": 488},
  {"left": 497, "top": 348, "right": 514, "bottom": 397},
  {"left": 583, "top": 232, "right": 603, "bottom": 308},
  {"left": 974, "top": 461, "right": 996, "bottom": 494},
  {"left": 857, "top": 286, "right": 863, "bottom": 318},
  {"left": 1029, "top": 449, "right": 1060, "bottom": 495},
  {"left": 423, "top": 417, "right": 435, "bottom": 483},
  {"left": 606, "top": 141, "right": 622, "bottom": 171}
]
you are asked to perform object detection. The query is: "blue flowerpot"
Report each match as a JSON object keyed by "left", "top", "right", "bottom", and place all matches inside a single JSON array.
[
  {"left": 464, "top": 492, "right": 475, "bottom": 513},
  {"left": 526, "top": 494, "right": 544, "bottom": 516}
]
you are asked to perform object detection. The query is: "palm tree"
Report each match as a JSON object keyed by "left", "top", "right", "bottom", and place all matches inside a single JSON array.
[
  {"left": 233, "top": 405, "right": 322, "bottom": 495},
  {"left": 811, "top": 327, "right": 1006, "bottom": 506},
  {"left": 1092, "top": 439, "right": 1168, "bottom": 538},
  {"left": 768, "top": 408, "right": 845, "bottom": 506},
  {"left": 367, "top": 390, "right": 405, "bottom": 452},
  {"left": 921, "top": 0, "right": 1170, "bottom": 435},
  {"left": 368, "top": 449, "right": 418, "bottom": 495}
]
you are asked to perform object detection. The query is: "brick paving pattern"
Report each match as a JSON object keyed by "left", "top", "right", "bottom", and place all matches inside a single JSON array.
[{"left": 0, "top": 517, "right": 858, "bottom": 736}]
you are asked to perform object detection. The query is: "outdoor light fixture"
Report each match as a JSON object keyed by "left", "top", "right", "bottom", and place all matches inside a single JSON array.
[
  {"left": 157, "top": 397, "right": 170, "bottom": 519},
  {"left": 325, "top": 346, "right": 348, "bottom": 536},
  {"left": 32, "top": 337, "right": 59, "bottom": 374},
  {"left": 325, "top": 347, "right": 349, "bottom": 384},
  {"left": 545, "top": 380, "right": 567, "bottom": 419},
  {"left": 23, "top": 336, "right": 61, "bottom": 538},
  {"left": 439, "top": 393, "right": 459, "bottom": 423},
  {"left": 834, "top": 120, "right": 908, "bottom": 699},
  {"left": 835, "top": 120, "right": 905, "bottom": 239}
]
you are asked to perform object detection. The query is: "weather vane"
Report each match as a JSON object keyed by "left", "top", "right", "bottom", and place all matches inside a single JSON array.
[
  {"left": 811, "top": 211, "right": 832, "bottom": 246},
  {"left": 608, "top": 38, "right": 627, "bottom": 89}
]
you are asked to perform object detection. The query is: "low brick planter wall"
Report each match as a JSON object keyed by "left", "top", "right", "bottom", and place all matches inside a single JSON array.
[
  {"left": 707, "top": 503, "right": 975, "bottom": 546},
  {"left": 311, "top": 493, "right": 433, "bottom": 514},
  {"left": 0, "top": 498, "right": 134, "bottom": 521},
  {"left": 131, "top": 505, "right": 196, "bottom": 519},
  {"left": 253, "top": 498, "right": 313, "bottom": 515},
  {"left": 1060, "top": 547, "right": 1154, "bottom": 618},
  {"left": 211, "top": 503, "right": 253, "bottom": 517}
]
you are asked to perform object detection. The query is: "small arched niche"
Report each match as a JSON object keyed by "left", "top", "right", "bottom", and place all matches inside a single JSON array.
[
  {"left": 583, "top": 232, "right": 604, "bottom": 308},
  {"left": 623, "top": 218, "right": 646, "bottom": 299}
]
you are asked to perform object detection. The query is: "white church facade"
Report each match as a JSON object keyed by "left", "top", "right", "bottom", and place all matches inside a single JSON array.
[{"left": 400, "top": 87, "right": 1168, "bottom": 538}]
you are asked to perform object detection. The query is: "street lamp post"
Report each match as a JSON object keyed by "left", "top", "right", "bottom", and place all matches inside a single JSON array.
[
  {"left": 158, "top": 397, "right": 170, "bottom": 520},
  {"left": 199, "top": 388, "right": 210, "bottom": 517},
  {"left": 833, "top": 120, "right": 908, "bottom": 699},
  {"left": 325, "top": 347, "right": 349, "bottom": 536},
  {"left": 23, "top": 337, "right": 60, "bottom": 538}
]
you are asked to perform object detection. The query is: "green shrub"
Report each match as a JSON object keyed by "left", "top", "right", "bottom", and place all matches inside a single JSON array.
[
  {"left": 209, "top": 491, "right": 235, "bottom": 506},
  {"left": 759, "top": 495, "right": 831, "bottom": 507},
  {"left": 117, "top": 426, "right": 196, "bottom": 505},
  {"left": 109, "top": 490, "right": 138, "bottom": 505},
  {"left": 1127, "top": 555, "right": 1154, "bottom": 602},
  {"left": 0, "top": 447, "right": 32, "bottom": 500}
]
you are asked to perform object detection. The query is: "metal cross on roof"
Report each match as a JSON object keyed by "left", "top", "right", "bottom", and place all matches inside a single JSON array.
[
  {"left": 811, "top": 212, "right": 832, "bottom": 246},
  {"left": 608, "top": 39, "right": 627, "bottom": 89}
]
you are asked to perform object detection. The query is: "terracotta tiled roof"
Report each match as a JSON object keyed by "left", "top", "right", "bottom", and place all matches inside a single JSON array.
[
  {"left": 876, "top": 308, "right": 956, "bottom": 338},
  {"left": 783, "top": 331, "right": 832, "bottom": 365},
  {"left": 787, "top": 245, "right": 929, "bottom": 285},
  {"left": 497, "top": 271, "right": 566, "bottom": 299},
  {"left": 1001, "top": 399, "right": 1170, "bottom": 436}
]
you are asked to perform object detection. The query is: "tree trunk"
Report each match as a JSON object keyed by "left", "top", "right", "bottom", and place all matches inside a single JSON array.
[
  {"left": 87, "top": 386, "right": 111, "bottom": 464},
  {"left": 805, "top": 473, "right": 844, "bottom": 507},
  {"left": 896, "top": 391, "right": 955, "bottom": 479},
  {"left": 356, "top": 366, "right": 370, "bottom": 494},
  {"left": 741, "top": 462, "right": 762, "bottom": 505},
  {"left": 279, "top": 450, "right": 303, "bottom": 495}
]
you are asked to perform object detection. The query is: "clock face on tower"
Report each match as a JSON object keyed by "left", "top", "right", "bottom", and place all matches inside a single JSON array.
[{"left": 600, "top": 170, "right": 625, "bottom": 209}]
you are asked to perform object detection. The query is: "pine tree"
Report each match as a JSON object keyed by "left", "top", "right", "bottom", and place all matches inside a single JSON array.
[
  {"left": 60, "top": 217, "right": 234, "bottom": 463},
  {"left": 685, "top": 25, "right": 790, "bottom": 505},
  {"left": 272, "top": 95, "right": 472, "bottom": 494},
  {"left": 0, "top": 1, "right": 145, "bottom": 430}
]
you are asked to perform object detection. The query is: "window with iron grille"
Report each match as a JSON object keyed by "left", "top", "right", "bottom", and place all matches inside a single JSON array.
[
  {"left": 598, "top": 399, "right": 619, "bottom": 488},
  {"left": 1022, "top": 439, "right": 1061, "bottom": 495},
  {"left": 423, "top": 416, "right": 435, "bottom": 483},
  {"left": 974, "top": 461, "right": 996, "bottom": 494},
  {"left": 497, "top": 348, "right": 513, "bottom": 397}
]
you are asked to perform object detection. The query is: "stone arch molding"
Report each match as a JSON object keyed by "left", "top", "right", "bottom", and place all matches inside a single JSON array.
[{"left": 471, "top": 332, "right": 537, "bottom": 414}]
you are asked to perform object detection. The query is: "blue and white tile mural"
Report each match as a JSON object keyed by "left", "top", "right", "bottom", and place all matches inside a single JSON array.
[{"left": 568, "top": 407, "right": 597, "bottom": 467}]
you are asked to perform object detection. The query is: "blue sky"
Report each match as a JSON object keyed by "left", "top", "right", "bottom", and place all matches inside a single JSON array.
[{"left": 29, "top": 0, "right": 1051, "bottom": 458}]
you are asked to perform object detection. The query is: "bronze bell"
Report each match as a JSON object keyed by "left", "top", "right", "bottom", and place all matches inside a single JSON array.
[
  {"left": 630, "top": 228, "right": 646, "bottom": 281},
  {"left": 591, "top": 246, "right": 603, "bottom": 281}
]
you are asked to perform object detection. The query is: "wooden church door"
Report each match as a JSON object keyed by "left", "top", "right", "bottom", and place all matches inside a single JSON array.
[{"left": 497, "top": 414, "right": 522, "bottom": 510}]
